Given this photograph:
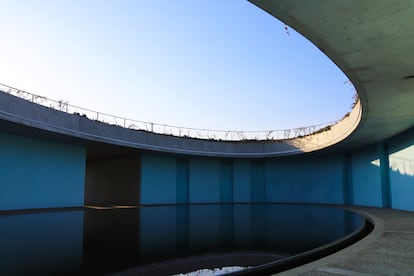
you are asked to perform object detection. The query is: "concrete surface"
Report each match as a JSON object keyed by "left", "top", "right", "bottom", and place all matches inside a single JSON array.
[
  {"left": 0, "top": 91, "right": 307, "bottom": 158},
  {"left": 278, "top": 207, "right": 414, "bottom": 275},
  {"left": 250, "top": 0, "right": 414, "bottom": 151},
  {"left": 1, "top": 1, "right": 414, "bottom": 158}
]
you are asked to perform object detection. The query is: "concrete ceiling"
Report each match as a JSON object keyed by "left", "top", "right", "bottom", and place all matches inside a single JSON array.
[{"left": 250, "top": 0, "right": 414, "bottom": 149}]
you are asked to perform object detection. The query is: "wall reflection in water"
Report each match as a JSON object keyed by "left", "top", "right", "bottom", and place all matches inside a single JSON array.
[
  {"left": 0, "top": 204, "right": 363, "bottom": 275},
  {"left": 0, "top": 210, "right": 84, "bottom": 275}
]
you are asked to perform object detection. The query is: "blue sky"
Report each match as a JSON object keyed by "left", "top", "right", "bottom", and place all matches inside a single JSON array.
[{"left": 0, "top": 0, "right": 354, "bottom": 131}]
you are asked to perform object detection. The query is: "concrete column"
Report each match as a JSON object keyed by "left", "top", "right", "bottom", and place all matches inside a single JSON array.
[{"left": 379, "top": 142, "right": 392, "bottom": 208}]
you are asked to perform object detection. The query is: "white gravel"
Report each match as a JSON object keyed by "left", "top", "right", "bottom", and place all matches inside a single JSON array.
[{"left": 173, "top": 266, "right": 248, "bottom": 276}]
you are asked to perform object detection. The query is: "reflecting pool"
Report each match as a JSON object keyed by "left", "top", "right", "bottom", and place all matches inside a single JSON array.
[{"left": 0, "top": 204, "right": 365, "bottom": 275}]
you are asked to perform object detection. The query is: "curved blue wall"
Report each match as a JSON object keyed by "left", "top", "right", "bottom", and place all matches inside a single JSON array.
[
  {"left": 140, "top": 153, "right": 348, "bottom": 205},
  {"left": 0, "top": 133, "right": 86, "bottom": 211},
  {"left": 140, "top": 128, "right": 414, "bottom": 212},
  {"left": 1, "top": 126, "right": 414, "bottom": 212}
]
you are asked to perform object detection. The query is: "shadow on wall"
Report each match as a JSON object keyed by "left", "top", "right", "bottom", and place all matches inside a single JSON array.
[
  {"left": 370, "top": 130, "right": 414, "bottom": 211},
  {"left": 388, "top": 145, "right": 414, "bottom": 177},
  {"left": 371, "top": 145, "right": 414, "bottom": 176},
  {"left": 388, "top": 141, "right": 414, "bottom": 211}
]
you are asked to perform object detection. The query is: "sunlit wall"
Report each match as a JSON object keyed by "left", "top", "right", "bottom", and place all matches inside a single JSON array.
[{"left": 388, "top": 129, "right": 414, "bottom": 211}]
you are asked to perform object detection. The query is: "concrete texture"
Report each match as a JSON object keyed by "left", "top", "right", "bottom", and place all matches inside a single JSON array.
[
  {"left": 278, "top": 207, "right": 414, "bottom": 275},
  {"left": 0, "top": 91, "right": 309, "bottom": 158},
  {"left": 250, "top": 0, "right": 414, "bottom": 151},
  {"left": 1, "top": 0, "right": 412, "bottom": 158}
]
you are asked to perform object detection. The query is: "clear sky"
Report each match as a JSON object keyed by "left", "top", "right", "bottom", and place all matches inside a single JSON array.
[{"left": 0, "top": 0, "right": 354, "bottom": 131}]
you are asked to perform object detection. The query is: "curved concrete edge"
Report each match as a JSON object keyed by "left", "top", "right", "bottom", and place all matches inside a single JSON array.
[
  {"left": 250, "top": 0, "right": 414, "bottom": 151},
  {"left": 287, "top": 100, "right": 362, "bottom": 152},
  {"left": 112, "top": 252, "right": 285, "bottom": 276},
  {"left": 227, "top": 204, "right": 372, "bottom": 276},
  {"left": 276, "top": 206, "right": 386, "bottom": 275},
  {"left": 0, "top": 89, "right": 360, "bottom": 158}
]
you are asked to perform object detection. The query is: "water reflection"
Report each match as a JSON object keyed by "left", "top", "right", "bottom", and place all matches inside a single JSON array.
[
  {"left": 0, "top": 210, "right": 83, "bottom": 276},
  {"left": 0, "top": 204, "right": 363, "bottom": 275}
]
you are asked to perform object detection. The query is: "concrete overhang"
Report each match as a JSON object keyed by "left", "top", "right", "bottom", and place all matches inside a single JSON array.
[
  {"left": 1, "top": 0, "right": 413, "bottom": 157},
  {"left": 0, "top": 90, "right": 360, "bottom": 158},
  {"left": 250, "top": 0, "right": 414, "bottom": 149}
]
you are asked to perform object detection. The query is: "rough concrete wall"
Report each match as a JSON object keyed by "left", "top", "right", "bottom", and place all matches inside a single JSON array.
[
  {"left": 0, "top": 132, "right": 86, "bottom": 211},
  {"left": 85, "top": 155, "right": 140, "bottom": 206}
]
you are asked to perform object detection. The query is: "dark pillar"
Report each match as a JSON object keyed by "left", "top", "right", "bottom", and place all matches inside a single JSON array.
[
  {"left": 220, "top": 160, "right": 234, "bottom": 203},
  {"left": 343, "top": 152, "right": 354, "bottom": 205},
  {"left": 176, "top": 159, "right": 189, "bottom": 204}
]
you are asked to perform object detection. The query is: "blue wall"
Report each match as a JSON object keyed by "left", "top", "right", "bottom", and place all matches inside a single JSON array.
[
  {"left": 189, "top": 158, "right": 221, "bottom": 203},
  {"left": 266, "top": 155, "right": 344, "bottom": 204},
  {"left": 387, "top": 129, "right": 414, "bottom": 211},
  {"left": 3, "top": 125, "right": 414, "bottom": 212},
  {"left": 176, "top": 159, "right": 189, "bottom": 203},
  {"left": 140, "top": 153, "right": 347, "bottom": 205},
  {"left": 140, "top": 156, "right": 237, "bottom": 204},
  {"left": 349, "top": 145, "right": 382, "bottom": 207},
  {"left": 0, "top": 133, "right": 86, "bottom": 211},
  {"left": 140, "top": 155, "right": 177, "bottom": 204},
  {"left": 139, "top": 128, "right": 414, "bottom": 212},
  {"left": 233, "top": 160, "right": 251, "bottom": 202}
]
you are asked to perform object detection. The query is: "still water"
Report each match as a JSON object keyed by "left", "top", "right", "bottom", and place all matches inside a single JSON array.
[{"left": 0, "top": 204, "right": 364, "bottom": 275}]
